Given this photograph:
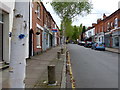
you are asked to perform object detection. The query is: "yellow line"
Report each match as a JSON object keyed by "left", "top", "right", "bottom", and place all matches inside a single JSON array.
[{"left": 67, "top": 52, "right": 75, "bottom": 89}]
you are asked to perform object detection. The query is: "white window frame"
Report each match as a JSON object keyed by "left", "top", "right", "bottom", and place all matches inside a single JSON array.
[{"left": 37, "top": 4, "right": 40, "bottom": 19}]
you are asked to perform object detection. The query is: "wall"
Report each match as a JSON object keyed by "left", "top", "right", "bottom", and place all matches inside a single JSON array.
[{"left": 0, "top": 1, "right": 15, "bottom": 63}]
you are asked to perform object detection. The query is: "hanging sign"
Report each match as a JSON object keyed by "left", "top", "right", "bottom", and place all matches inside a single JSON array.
[{"left": 52, "top": 28, "right": 58, "bottom": 32}]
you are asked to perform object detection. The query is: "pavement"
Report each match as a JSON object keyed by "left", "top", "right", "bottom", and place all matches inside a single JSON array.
[
  {"left": 2, "top": 45, "right": 67, "bottom": 89},
  {"left": 105, "top": 47, "right": 120, "bottom": 54}
]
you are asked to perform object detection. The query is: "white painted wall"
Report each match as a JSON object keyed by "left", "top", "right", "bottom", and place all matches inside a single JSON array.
[
  {"left": 85, "top": 28, "right": 95, "bottom": 38},
  {"left": 0, "top": 1, "right": 15, "bottom": 63}
]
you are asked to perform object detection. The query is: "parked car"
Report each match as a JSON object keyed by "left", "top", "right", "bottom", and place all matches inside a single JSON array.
[
  {"left": 84, "top": 41, "right": 93, "bottom": 48},
  {"left": 78, "top": 41, "right": 85, "bottom": 46},
  {"left": 91, "top": 42, "right": 105, "bottom": 51}
]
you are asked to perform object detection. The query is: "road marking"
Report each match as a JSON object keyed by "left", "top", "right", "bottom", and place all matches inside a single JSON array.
[{"left": 67, "top": 52, "right": 75, "bottom": 89}]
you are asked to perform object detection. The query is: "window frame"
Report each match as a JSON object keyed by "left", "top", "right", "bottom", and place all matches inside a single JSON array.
[{"left": 37, "top": 3, "right": 40, "bottom": 19}]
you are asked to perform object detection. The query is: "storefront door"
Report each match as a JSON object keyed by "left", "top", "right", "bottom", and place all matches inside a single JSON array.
[
  {"left": 0, "top": 22, "right": 3, "bottom": 61},
  {"left": 0, "top": 13, "right": 3, "bottom": 61}
]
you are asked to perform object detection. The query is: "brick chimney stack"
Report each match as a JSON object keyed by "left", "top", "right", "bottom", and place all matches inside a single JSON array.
[
  {"left": 103, "top": 13, "right": 106, "bottom": 19},
  {"left": 92, "top": 23, "right": 96, "bottom": 27},
  {"left": 97, "top": 18, "right": 102, "bottom": 23}
]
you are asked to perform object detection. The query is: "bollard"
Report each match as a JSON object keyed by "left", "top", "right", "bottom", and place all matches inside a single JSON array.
[
  {"left": 61, "top": 48, "right": 64, "bottom": 54},
  {"left": 57, "top": 51, "right": 61, "bottom": 59},
  {"left": 66, "top": 51, "right": 68, "bottom": 60},
  {"left": 48, "top": 65, "right": 56, "bottom": 84}
]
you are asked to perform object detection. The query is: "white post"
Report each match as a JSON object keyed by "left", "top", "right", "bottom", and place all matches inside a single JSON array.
[{"left": 9, "top": 0, "right": 29, "bottom": 88}]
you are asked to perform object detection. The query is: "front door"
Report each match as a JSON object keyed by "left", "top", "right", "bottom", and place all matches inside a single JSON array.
[{"left": 0, "top": 23, "right": 3, "bottom": 61}]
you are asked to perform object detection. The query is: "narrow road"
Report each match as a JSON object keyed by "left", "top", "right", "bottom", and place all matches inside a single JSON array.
[{"left": 67, "top": 44, "right": 118, "bottom": 88}]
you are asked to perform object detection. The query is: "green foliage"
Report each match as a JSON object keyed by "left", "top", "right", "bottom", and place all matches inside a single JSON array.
[
  {"left": 62, "top": 18, "right": 73, "bottom": 40},
  {"left": 51, "top": 1, "right": 91, "bottom": 41},
  {"left": 51, "top": 1, "right": 92, "bottom": 20},
  {"left": 72, "top": 25, "right": 79, "bottom": 40}
]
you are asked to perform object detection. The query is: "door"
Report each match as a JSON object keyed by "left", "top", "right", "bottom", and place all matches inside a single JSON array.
[
  {"left": 0, "top": 23, "right": 3, "bottom": 61},
  {"left": 29, "top": 29, "right": 33, "bottom": 57}
]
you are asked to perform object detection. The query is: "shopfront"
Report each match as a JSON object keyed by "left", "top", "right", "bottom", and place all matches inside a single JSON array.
[
  {"left": 0, "top": 13, "right": 3, "bottom": 62},
  {"left": 104, "top": 34, "right": 111, "bottom": 47},
  {"left": 112, "top": 30, "right": 120, "bottom": 48}
]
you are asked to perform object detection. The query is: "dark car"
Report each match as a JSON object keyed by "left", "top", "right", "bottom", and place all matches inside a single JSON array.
[
  {"left": 84, "top": 41, "right": 93, "bottom": 48},
  {"left": 78, "top": 41, "right": 85, "bottom": 46}
]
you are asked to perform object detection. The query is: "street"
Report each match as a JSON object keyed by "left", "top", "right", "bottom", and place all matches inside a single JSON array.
[{"left": 67, "top": 44, "right": 118, "bottom": 88}]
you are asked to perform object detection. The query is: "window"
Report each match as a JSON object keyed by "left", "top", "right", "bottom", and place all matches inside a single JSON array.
[
  {"left": 0, "top": 13, "right": 3, "bottom": 23},
  {"left": 114, "top": 18, "right": 118, "bottom": 29},
  {"left": 107, "top": 22, "right": 110, "bottom": 31},
  {"left": 36, "top": 28, "right": 41, "bottom": 48},
  {"left": 37, "top": 4, "right": 40, "bottom": 18},
  {"left": 110, "top": 22, "right": 114, "bottom": 29},
  {"left": 99, "top": 37, "right": 100, "bottom": 42},
  {"left": 114, "top": 37, "right": 119, "bottom": 47}
]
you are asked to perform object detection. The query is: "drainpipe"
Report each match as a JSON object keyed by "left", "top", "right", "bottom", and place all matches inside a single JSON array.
[{"left": 28, "top": 1, "right": 31, "bottom": 59}]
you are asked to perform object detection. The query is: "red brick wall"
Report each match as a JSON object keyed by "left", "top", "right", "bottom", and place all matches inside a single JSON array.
[
  {"left": 103, "top": 10, "right": 119, "bottom": 32},
  {"left": 95, "top": 9, "right": 120, "bottom": 34},
  {"left": 32, "top": 1, "right": 44, "bottom": 54}
]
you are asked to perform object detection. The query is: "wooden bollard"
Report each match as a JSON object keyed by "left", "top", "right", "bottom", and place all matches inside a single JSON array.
[
  {"left": 57, "top": 52, "right": 61, "bottom": 59},
  {"left": 48, "top": 65, "right": 56, "bottom": 84},
  {"left": 61, "top": 48, "right": 64, "bottom": 54}
]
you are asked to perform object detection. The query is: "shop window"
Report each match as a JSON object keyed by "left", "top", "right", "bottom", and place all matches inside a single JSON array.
[
  {"left": 46, "top": 34, "right": 48, "bottom": 45},
  {"left": 114, "top": 37, "right": 119, "bottom": 47},
  {"left": 0, "top": 13, "right": 3, "bottom": 23},
  {"left": 99, "top": 37, "right": 100, "bottom": 42}
]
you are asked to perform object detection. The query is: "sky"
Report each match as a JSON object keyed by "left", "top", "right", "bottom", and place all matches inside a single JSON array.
[{"left": 43, "top": 0, "right": 120, "bottom": 28}]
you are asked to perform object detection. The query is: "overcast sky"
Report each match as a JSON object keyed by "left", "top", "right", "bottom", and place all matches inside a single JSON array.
[{"left": 43, "top": 0, "right": 120, "bottom": 28}]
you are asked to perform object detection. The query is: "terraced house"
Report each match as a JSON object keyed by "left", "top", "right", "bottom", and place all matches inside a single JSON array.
[
  {"left": 0, "top": 0, "right": 60, "bottom": 65},
  {"left": 94, "top": 9, "right": 120, "bottom": 48},
  {"left": 30, "top": 0, "right": 60, "bottom": 56}
]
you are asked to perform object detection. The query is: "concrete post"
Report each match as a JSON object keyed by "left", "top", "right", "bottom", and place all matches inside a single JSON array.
[
  {"left": 48, "top": 65, "right": 56, "bottom": 84},
  {"left": 57, "top": 51, "right": 61, "bottom": 59}
]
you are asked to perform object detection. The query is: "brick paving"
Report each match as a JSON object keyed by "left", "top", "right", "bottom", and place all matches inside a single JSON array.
[{"left": 2, "top": 45, "right": 66, "bottom": 89}]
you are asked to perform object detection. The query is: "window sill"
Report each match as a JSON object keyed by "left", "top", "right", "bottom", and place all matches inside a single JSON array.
[{"left": 37, "top": 16, "right": 41, "bottom": 20}]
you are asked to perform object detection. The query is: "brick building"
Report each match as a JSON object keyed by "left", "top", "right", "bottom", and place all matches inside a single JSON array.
[
  {"left": 31, "top": 1, "right": 44, "bottom": 55},
  {"left": 94, "top": 9, "right": 120, "bottom": 48},
  {"left": 30, "top": 1, "right": 60, "bottom": 56}
]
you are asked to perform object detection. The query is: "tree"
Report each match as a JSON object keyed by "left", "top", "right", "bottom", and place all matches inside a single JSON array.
[
  {"left": 51, "top": 1, "right": 92, "bottom": 20},
  {"left": 9, "top": 1, "right": 29, "bottom": 88},
  {"left": 72, "top": 25, "right": 79, "bottom": 41},
  {"left": 51, "top": 1, "right": 92, "bottom": 43},
  {"left": 62, "top": 18, "right": 73, "bottom": 40}
]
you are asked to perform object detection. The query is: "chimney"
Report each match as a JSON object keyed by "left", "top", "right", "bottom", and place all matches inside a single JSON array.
[
  {"left": 97, "top": 18, "right": 102, "bottom": 23},
  {"left": 92, "top": 23, "right": 96, "bottom": 27},
  {"left": 103, "top": 13, "right": 106, "bottom": 19}
]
